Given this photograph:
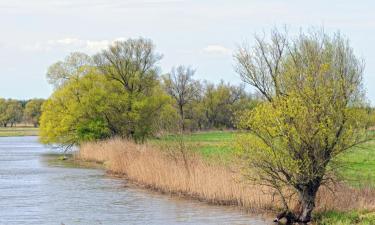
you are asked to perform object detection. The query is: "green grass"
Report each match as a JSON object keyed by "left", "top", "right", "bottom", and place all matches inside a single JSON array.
[
  {"left": 154, "top": 130, "right": 375, "bottom": 186},
  {"left": 154, "top": 131, "right": 375, "bottom": 224},
  {"left": 313, "top": 211, "right": 375, "bottom": 225},
  {"left": 0, "top": 126, "right": 39, "bottom": 137},
  {"left": 152, "top": 131, "right": 237, "bottom": 163},
  {"left": 336, "top": 141, "right": 375, "bottom": 187},
  {"left": 156, "top": 131, "right": 235, "bottom": 143},
  {"left": 153, "top": 131, "right": 375, "bottom": 224}
]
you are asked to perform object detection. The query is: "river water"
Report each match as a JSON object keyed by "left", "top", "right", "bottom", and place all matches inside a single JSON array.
[{"left": 0, "top": 136, "right": 268, "bottom": 225}]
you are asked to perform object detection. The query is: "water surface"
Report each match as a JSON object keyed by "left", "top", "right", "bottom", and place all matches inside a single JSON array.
[{"left": 0, "top": 136, "right": 268, "bottom": 225}]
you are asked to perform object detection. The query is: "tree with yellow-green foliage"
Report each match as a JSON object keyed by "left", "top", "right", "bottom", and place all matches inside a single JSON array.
[
  {"left": 234, "top": 29, "right": 374, "bottom": 224},
  {"left": 93, "top": 38, "right": 169, "bottom": 140},
  {"left": 24, "top": 99, "right": 45, "bottom": 127},
  {"left": 40, "top": 72, "right": 111, "bottom": 145},
  {"left": 40, "top": 38, "right": 171, "bottom": 145}
]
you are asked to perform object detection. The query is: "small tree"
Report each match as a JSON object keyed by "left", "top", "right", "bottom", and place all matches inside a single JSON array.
[
  {"left": 24, "top": 99, "right": 45, "bottom": 127},
  {"left": 5, "top": 100, "right": 23, "bottom": 127},
  {"left": 234, "top": 29, "right": 373, "bottom": 223},
  {"left": 203, "top": 81, "right": 248, "bottom": 129},
  {"left": 163, "top": 66, "right": 201, "bottom": 130}
]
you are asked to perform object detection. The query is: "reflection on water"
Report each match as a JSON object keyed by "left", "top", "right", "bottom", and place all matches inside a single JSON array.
[{"left": 0, "top": 136, "right": 267, "bottom": 225}]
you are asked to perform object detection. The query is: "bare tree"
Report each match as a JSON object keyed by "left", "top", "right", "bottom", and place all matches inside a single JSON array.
[
  {"left": 94, "top": 38, "right": 162, "bottom": 95},
  {"left": 47, "top": 52, "right": 93, "bottom": 88},
  {"left": 163, "top": 66, "right": 200, "bottom": 130}
]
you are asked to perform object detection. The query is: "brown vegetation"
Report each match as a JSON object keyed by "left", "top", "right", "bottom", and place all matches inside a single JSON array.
[{"left": 77, "top": 138, "right": 375, "bottom": 214}]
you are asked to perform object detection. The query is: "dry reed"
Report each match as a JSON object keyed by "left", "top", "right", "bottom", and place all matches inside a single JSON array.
[{"left": 77, "top": 138, "right": 375, "bottom": 213}]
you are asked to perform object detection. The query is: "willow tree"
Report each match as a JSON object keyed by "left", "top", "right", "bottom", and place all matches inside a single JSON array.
[
  {"left": 93, "top": 38, "right": 168, "bottom": 141},
  {"left": 47, "top": 52, "right": 93, "bottom": 88},
  {"left": 234, "top": 29, "right": 373, "bottom": 223}
]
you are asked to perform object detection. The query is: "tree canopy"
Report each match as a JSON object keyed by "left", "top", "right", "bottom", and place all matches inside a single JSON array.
[
  {"left": 41, "top": 39, "right": 172, "bottom": 144},
  {"left": 234, "top": 29, "right": 374, "bottom": 223}
]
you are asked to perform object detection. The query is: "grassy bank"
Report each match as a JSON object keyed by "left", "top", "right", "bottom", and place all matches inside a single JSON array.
[
  {"left": 76, "top": 132, "right": 375, "bottom": 224},
  {"left": 313, "top": 211, "right": 375, "bottom": 225},
  {"left": 0, "top": 126, "right": 39, "bottom": 137},
  {"left": 153, "top": 131, "right": 375, "bottom": 187}
]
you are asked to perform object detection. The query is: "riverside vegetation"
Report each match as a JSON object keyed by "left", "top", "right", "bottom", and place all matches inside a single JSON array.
[
  {"left": 77, "top": 132, "right": 375, "bottom": 225},
  {"left": 38, "top": 28, "right": 375, "bottom": 224},
  {"left": 0, "top": 98, "right": 44, "bottom": 137}
]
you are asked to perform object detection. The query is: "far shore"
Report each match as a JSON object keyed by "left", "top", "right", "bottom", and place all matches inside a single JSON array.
[{"left": 0, "top": 126, "right": 39, "bottom": 137}]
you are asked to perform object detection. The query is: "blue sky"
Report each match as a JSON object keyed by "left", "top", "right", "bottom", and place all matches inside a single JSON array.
[{"left": 0, "top": 0, "right": 374, "bottom": 104}]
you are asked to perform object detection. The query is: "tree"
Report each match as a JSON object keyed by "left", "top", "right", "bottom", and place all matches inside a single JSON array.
[
  {"left": 4, "top": 100, "right": 23, "bottom": 127},
  {"left": 41, "top": 38, "right": 170, "bottom": 144},
  {"left": 234, "top": 29, "right": 373, "bottom": 223},
  {"left": 24, "top": 99, "right": 45, "bottom": 127},
  {"left": 40, "top": 72, "right": 113, "bottom": 145},
  {"left": 202, "top": 81, "right": 249, "bottom": 129},
  {"left": 47, "top": 52, "right": 93, "bottom": 88},
  {"left": 163, "top": 66, "right": 201, "bottom": 130},
  {"left": 0, "top": 98, "right": 7, "bottom": 127},
  {"left": 94, "top": 38, "right": 167, "bottom": 141}
]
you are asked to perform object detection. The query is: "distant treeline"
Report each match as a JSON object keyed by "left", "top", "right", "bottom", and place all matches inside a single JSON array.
[
  {"left": 0, "top": 98, "right": 45, "bottom": 127},
  {"left": 39, "top": 38, "right": 261, "bottom": 145}
]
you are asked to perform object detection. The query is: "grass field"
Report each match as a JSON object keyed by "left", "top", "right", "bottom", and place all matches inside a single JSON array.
[
  {"left": 0, "top": 126, "right": 39, "bottom": 137},
  {"left": 153, "top": 131, "right": 375, "bottom": 187},
  {"left": 151, "top": 131, "right": 236, "bottom": 164},
  {"left": 152, "top": 131, "right": 375, "bottom": 224}
]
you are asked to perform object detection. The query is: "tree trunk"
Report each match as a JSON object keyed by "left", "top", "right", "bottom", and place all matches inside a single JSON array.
[
  {"left": 179, "top": 104, "right": 185, "bottom": 131},
  {"left": 296, "top": 181, "right": 320, "bottom": 223}
]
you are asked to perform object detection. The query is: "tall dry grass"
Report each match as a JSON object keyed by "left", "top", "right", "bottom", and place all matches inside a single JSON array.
[{"left": 77, "top": 138, "right": 375, "bottom": 213}]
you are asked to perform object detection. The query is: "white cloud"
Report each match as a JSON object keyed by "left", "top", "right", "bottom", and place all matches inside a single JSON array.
[
  {"left": 23, "top": 38, "right": 126, "bottom": 53},
  {"left": 0, "top": 0, "right": 185, "bottom": 13},
  {"left": 202, "top": 45, "right": 231, "bottom": 55}
]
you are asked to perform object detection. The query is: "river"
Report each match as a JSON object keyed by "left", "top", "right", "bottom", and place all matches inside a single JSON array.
[{"left": 0, "top": 136, "right": 268, "bottom": 225}]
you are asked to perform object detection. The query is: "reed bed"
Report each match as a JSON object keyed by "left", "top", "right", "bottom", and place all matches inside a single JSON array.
[{"left": 77, "top": 138, "right": 375, "bottom": 213}]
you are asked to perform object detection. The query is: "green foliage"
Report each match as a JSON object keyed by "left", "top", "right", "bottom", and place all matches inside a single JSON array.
[
  {"left": 202, "top": 81, "right": 251, "bottom": 129},
  {"left": 0, "top": 98, "right": 23, "bottom": 127},
  {"left": 76, "top": 118, "right": 111, "bottom": 141},
  {"left": 40, "top": 72, "right": 111, "bottom": 145},
  {"left": 0, "top": 98, "right": 7, "bottom": 126},
  {"left": 234, "top": 29, "right": 374, "bottom": 221},
  {"left": 24, "top": 99, "right": 44, "bottom": 127},
  {"left": 40, "top": 38, "right": 172, "bottom": 145}
]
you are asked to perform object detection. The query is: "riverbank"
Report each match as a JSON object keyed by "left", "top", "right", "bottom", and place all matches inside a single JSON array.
[
  {"left": 2, "top": 136, "right": 262, "bottom": 225},
  {"left": 75, "top": 134, "right": 375, "bottom": 225},
  {"left": 0, "top": 127, "right": 39, "bottom": 137}
]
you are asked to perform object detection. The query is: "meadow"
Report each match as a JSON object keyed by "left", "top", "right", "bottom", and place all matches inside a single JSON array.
[
  {"left": 153, "top": 131, "right": 375, "bottom": 188},
  {"left": 77, "top": 130, "right": 375, "bottom": 225}
]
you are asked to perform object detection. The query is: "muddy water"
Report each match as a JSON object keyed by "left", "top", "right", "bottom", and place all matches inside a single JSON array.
[{"left": 0, "top": 136, "right": 268, "bottom": 225}]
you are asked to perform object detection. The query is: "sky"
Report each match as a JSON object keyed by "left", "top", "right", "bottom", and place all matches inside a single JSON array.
[{"left": 0, "top": 0, "right": 374, "bottom": 104}]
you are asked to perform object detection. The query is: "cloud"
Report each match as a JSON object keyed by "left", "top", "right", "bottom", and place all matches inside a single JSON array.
[
  {"left": 202, "top": 45, "right": 231, "bottom": 55},
  {"left": 23, "top": 38, "right": 127, "bottom": 53},
  {"left": 0, "top": 0, "right": 186, "bottom": 13}
]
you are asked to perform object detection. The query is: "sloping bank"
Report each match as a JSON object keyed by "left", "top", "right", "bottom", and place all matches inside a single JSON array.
[{"left": 76, "top": 138, "right": 375, "bottom": 223}]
